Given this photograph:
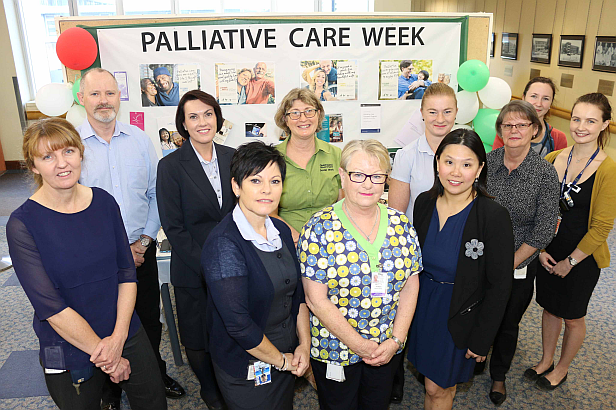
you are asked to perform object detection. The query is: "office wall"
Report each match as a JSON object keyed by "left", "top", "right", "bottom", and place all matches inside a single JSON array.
[{"left": 0, "top": 3, "right": 23, "bottom": 165}]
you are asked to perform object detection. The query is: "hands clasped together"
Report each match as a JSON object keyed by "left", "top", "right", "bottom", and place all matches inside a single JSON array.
[
  {"left": 356, "top": 338, "right": 400, "bottom": 367},
  {"left": 539, "top": 251, "right": 572, "bottom": 278},
  {"left": 90, "top": 334, "right": 130, "bottom": 383}
]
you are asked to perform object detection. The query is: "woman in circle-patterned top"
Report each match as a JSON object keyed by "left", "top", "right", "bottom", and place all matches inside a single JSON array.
[
  {"left": 300, "top": 139, "right": 422, "bottom": 409},
  {"left": 301, "top": 205, "right": 421, "bottom": 364}
]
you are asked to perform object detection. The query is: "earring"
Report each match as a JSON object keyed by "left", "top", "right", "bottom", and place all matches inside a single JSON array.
[
  {"left": 436, "top": 171, "right": 439, "bottom": 176},
  {"left": 474, "top": 178, "right": 479, "bottom": 183}
]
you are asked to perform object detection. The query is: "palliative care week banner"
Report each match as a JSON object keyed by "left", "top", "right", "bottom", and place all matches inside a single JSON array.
[{"left": 96, "top": 19, "right": 463, "bottom": 153}]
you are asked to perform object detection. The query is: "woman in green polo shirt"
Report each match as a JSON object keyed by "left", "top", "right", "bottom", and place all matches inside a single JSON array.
[{"left": 273, "top": 88, "right": 344, "bottom": 244}]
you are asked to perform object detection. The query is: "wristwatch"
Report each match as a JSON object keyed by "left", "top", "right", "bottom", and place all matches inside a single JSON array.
[
  {"left": 140, "top": 235, "right": 152, "bottom": 248},
  {"left": 390, "top": 335, "right": 405, "bottom": 349},
  {"left": 567, "top": 255, "right": 578, "bottom": 267}
]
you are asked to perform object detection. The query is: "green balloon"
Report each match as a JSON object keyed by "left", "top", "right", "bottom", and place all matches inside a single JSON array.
[
  {"left": 457, "top": 60, "right": 490, "bottom": 92},
  {"left": 473, "top": 108, "right": 500, "bottom": 146},
  {"left": 483, "top": 142, "right": 493, "bottom": 153},
  {"left": 72, "top": 78, "right": 82, "bottom": 105}
]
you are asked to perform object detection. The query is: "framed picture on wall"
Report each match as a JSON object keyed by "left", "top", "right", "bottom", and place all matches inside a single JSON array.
[
  {"left": 490, "top": 33, "right": 495, "bottom": 58},
  {"left": 531, "top": 34, "right": 552, "bottom": 64},
  {"left": 592, "top": 36, "right": 616, "bottom": 73},
  {"left": 501, "top": 33, "right": 518, "bottom": 60},
  {"left": 558, "top": 35, "right": 585, "bottom": 68}
]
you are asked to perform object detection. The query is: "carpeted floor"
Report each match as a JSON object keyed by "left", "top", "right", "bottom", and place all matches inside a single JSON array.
[{"left": 1, "top": 171, "right": 615, "bottom": 409}]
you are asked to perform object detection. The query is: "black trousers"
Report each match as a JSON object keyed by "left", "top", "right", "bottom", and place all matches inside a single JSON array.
[
  {"left": 103, "top": 244, "right": 166, "bottom": 404},
  {"left": 311, "top": 354, "right": 402, "bottom": 410},
  {"left": 45, "top": 327, "right": 167, "bottom": 410},
  {"left": 489, "top": 258, "right": 538, "bottom": 381}
]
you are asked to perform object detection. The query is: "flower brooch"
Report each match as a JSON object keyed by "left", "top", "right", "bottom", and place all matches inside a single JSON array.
[{"left": 465, "top": 239, "right": 484, "bottom": 260}]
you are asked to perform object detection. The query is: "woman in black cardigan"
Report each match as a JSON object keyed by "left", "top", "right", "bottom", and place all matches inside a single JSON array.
[
  {"left": 202, "top": 142, "right": 310, "bottom": 410},
  {"left": 408, "top": 129, "right": 514, "bottom": 410}
]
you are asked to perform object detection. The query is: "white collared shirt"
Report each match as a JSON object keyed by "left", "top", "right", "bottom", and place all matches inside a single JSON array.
[
  {"left": 232, "top": 205, "right": 282, "bottom": 252},
  {"left": 190, "top": 140, "right": 222, "bottom": 208}
]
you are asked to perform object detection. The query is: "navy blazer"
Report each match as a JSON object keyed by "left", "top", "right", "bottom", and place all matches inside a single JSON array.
[
  {"left": 202, "top": 214, "right": 304, "bottom": 379},
  {"left": 413, "top": 192, "right": 514, "bottom": 356},
  {"left": 157, "top": 142, "right": 235, "bottom": 288}
]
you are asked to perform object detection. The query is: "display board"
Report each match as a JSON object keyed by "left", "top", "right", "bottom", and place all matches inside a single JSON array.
[{"left": 58, "top": 14, "right": 491, "bottom": 155}]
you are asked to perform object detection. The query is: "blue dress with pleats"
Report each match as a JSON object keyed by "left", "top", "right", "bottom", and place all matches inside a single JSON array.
[{"left": 408, "top": 200, "right": 475, "bottom": 388}]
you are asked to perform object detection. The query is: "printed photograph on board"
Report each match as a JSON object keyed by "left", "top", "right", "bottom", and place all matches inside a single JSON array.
[
  {"left": 378, "top": 59, "right": 433, "bottom": 100},
  {"left": 300, "top": 59, "right": 358, "bottom": 101},
  {"left": 329, "top": 114, "right": 343, "bottom": 143},
  {"left": 139, "top": 64, "right": 201, "bottom": 107},
  {"left": 156, "top": 116, "right": 184, "bottom": 156},
  {"left": 245, "top": 122, "right": 267, "bottom": 138},
  {"left": 215, "top": 62, "right": 275, "bottom": 105}
]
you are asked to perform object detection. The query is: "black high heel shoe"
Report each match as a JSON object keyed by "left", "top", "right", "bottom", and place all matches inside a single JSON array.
[
  {"left": 489, "top": 381, "right": 506, "bottom": 406},
  {"left": 523, "top": 363, "right": 555, "bottom": 381}
]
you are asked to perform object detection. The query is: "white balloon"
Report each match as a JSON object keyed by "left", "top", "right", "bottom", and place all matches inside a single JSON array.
[
  {"left": 455, "top": 91, "right": 479, "bottom": 124},
  {"left": 35, "top": 83, "right": 74, "bottom": 117},
  {"left": 478, "top": 77, "right": 512, "bottom": 109},
  {"left": 65, "top": 104, "right": 87, "bottom": 128}
]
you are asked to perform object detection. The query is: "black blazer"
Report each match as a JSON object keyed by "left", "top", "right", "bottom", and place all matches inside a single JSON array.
[
  {"left": 157, "top": 141, "right": 236, "bottom": 288},
  {"left": 413, "top": 192, "right": 514, "bottom": 356}
]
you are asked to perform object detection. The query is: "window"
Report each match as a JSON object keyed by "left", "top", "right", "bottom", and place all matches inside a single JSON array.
[{"left": 11, "top": 0, "right": 373, "bottom": 101}]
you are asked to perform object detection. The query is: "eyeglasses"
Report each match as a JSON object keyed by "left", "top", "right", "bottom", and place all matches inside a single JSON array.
[
  {"left": 347, "top": 171, "right": 388, "bottom": 184},
  {"left": 285, "top": 109, "right": 318, "bottom": 120},
  {"left": 501, "top": 123, "right": 533, "bottom": 131}
]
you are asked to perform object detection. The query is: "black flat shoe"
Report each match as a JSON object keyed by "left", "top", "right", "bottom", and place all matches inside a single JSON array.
[
  {"left": 523, "top": 363, "right": 555, "bottom": 381},
  {"left": 390, "top": 383, "right": 403, "bottom": 404},
  {"left": 163, "top": 374, "right": 186, "bottom": 398},
  {"left": 489, "top": 391, "right": 506, "bottom": 406},
  {"left": 536, "top": 373, "right": 568, "bottom": 391}
]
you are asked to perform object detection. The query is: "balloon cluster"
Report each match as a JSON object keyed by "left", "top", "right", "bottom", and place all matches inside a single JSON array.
[
  {"left": 454, "top": 60, "right": 512, "bottom": 153},
  {"left": 35, "top": 27, "right": 98, "bottom": 126}
]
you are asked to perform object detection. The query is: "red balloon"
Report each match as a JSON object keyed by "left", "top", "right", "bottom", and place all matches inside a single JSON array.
[{"left": 56, "top": 27, "right": 98, "bottom": 70}]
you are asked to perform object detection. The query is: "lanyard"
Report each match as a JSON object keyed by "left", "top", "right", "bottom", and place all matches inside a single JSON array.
[
  {"left": 560, "top": 147, "right": 600, "bottom": 198},
  {"left": 539, "top": 121, "right": 553, "bottom": 154}
]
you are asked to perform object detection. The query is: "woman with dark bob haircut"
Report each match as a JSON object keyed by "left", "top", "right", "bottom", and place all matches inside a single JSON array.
[
  {"left": 156, "top": 90, "right": 233, "bottom": 409},
  {"left": 409, "top": 129, "right": 514, "bottom": 410},
  {"left": 203, "top": 141, "right": 310, "bottom": 410}
]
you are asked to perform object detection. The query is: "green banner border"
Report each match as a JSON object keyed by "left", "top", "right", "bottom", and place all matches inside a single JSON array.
[{"left": 79, "top": 15, "right": 469, "bottom": 72}]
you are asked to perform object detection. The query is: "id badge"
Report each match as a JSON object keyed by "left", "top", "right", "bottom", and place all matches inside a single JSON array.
[
  {"left": 370, "top": 265, "right": 387, "bottom": 298},
  {"left": 326, "top": 362, "right": 346, "bottom": 382},
  {"left": 514, "top": 266, "right": 527, "bottom": 280},
  {"left": 253, "top": 361, "right": 271, "bottom": 386}
]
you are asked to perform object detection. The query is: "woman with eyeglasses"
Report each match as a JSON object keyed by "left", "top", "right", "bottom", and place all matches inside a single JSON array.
[
  {"left": 492, "top": 77, "right": 567, "bottom": 157},
  {"left": 483, "top": 100, "right": 560, "bottom": 405},
  {"left": 300, "top": 139, "right": 422, "bottom": 409},
  {"left": 273, "top": 88, "right": 343, "bottom": 245},
  {"left": 531, "top": 93, "right": 616, "bottom": 391}
]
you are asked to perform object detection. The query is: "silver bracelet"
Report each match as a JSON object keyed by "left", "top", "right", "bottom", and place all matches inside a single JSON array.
[
  {"left": 274, "top": 352, "right": 287, "bottom": 371},
  {"left": 390, "top": 335, "right": 404, "bottom": 349}
]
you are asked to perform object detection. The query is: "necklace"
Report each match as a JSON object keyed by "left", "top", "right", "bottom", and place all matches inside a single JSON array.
[
  {"left": 572, "top": 147, "right": 593, "bottom": 163},
  {"left": 344, "top": 201, "right": 379, "bottom": 241}
]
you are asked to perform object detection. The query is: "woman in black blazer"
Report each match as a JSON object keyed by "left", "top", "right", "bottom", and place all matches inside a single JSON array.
[
  {"left": 407, "top": 129, "right": 514, "bottom": 410},
  {"left": 157, "top": 90, "right": 234, "bottom": 410}
]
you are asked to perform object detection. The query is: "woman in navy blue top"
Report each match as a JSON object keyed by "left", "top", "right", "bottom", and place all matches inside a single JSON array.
[
  {"left": 6, "top": 118, "right": 166, "bottom": 410},
  {"left": 409, "top": 129, "right": 514, "bottom": 410},
  {"left": 202, "top": 142, "right": 310, "bottom": 410}
]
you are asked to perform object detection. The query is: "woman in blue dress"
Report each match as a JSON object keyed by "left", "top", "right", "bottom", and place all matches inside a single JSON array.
[{"left": 408, "top": 129, "right": 514, "bottom": 409}]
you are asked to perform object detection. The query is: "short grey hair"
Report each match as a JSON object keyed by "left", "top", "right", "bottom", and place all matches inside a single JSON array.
[
  {"left": 495, "top": 100, "right": 541, "bottom": 136},
  {"left": 340, "top": 139, "right": 391, "bottom": 174},
  {"left": 79, "top": 68, "right": 118, "bottom": 94}
]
